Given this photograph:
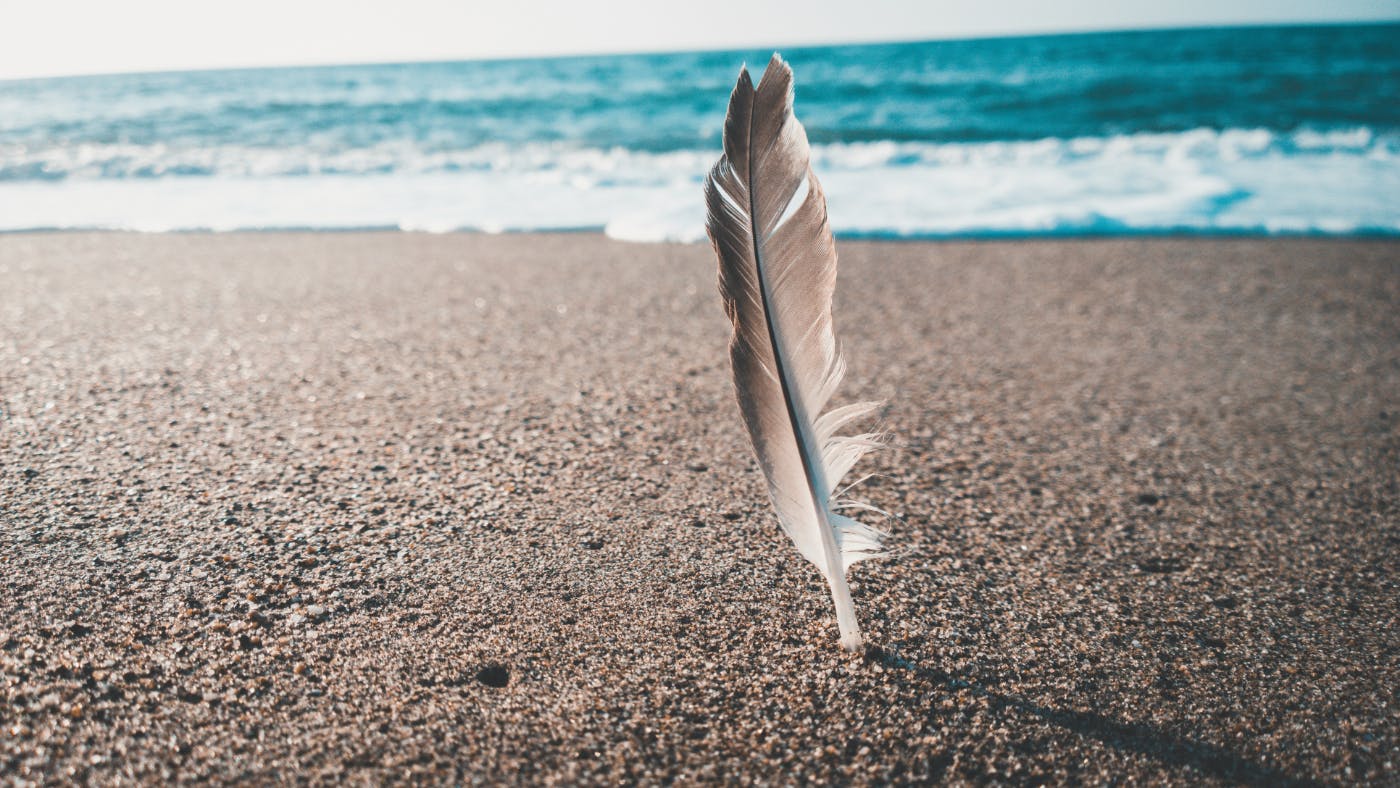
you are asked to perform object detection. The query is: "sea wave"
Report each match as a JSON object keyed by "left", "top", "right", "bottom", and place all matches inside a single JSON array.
[
  {"left": 2, "top": 126, "right": 1394, "bottom": 182},
  {"left": 1, "top": 127, "right": 1397, "bottom": 238}
]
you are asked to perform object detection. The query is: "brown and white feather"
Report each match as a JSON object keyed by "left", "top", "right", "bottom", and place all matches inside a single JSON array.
[{"left": 704, "top": 54, "right": 887, "bottom": 651}]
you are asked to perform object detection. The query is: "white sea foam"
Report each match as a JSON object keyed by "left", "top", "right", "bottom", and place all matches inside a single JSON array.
[{"left": 0, "top": 127, "right": 1396, "bottom": 238}]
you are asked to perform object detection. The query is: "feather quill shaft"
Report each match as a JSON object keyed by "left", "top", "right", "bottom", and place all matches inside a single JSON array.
[{"left": 704, "top": 55, "right": 887, "bottom": 652}]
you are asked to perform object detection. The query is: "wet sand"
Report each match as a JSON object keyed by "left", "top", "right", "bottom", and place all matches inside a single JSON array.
[{"left": 1, "top": 233, "right": 1397, "bottom": 784}]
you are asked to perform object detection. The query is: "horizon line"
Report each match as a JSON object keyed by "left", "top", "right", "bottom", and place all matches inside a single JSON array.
[{"left": 2, "top": 18, "right": 1396, "bottom": 84}]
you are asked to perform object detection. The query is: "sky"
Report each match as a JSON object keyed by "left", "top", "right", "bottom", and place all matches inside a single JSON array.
[{"left": 1, "top": 0, "right": 1397, "bottom": 80}]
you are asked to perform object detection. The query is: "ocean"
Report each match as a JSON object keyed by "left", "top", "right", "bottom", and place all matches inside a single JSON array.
[{"left": 1, "top": 23, "right": 1396, "bottom": 239}]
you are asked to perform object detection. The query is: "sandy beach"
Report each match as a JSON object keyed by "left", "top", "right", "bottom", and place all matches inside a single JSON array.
[{"left": 1, "top": 232, "right": 1396, "bottom": 784}]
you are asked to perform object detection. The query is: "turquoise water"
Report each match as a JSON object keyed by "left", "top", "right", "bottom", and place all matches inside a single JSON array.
[{"left": 1, "top": 23, "right": 1396, "bottom": 238}]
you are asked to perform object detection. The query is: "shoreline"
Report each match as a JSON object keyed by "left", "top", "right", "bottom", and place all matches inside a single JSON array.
[
  {"left": 3, "top": 227, "right": 1400, "bottom": 241},
  {"left": 2, "top": 233, "right": 1396, "bottom": 783}
]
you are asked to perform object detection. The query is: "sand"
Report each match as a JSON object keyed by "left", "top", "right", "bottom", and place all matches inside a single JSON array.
[{"left": 0, "top": 232, "right": 1396, "bottom": 784}]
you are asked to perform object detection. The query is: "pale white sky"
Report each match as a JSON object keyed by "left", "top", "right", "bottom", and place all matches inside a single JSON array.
[{"left": 2, "top": 0, "right": 1397, "bottom": 80}]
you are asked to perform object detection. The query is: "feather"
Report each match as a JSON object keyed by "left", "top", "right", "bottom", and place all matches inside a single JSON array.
[{"left": 704, "top": 54, "right": 888, "bottom": 652}]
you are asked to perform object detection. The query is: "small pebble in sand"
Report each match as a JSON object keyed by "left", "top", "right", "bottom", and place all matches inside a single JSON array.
[{"left": 476, "top": 665, "right": 510, "bottom": 688}]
